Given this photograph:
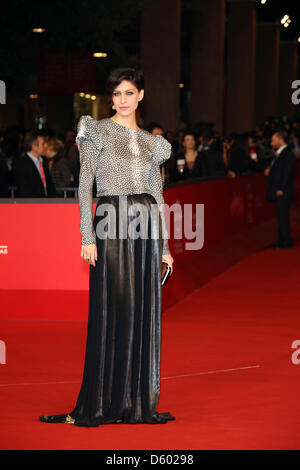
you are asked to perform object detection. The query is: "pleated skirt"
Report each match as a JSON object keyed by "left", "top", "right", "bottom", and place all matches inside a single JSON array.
[{"left": 39, "top": 192, "right": 175, "bottom": 426}]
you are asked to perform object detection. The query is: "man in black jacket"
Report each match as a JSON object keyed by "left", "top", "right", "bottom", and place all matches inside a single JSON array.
[
  {"left": 265, "top": 131, "right": 295, "bottom": 248},
  {"left": 13, "top": 131, "right": 57, "bottom": 198}
]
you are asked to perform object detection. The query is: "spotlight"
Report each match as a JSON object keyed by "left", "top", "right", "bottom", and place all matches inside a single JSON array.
[
  {"left": 281, "top": 15, "right": 289, "bottom": 24},
  {"left": 281, "top": 15, "right": 291, "bottom": 28},
  {"left": 93, "top": 52, "right": 108, "bottom": 58}
]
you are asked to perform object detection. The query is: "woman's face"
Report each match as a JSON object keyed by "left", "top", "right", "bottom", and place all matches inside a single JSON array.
[
  {"left": 248, "top": 137, "right": 255, "bottom": 147},
  {"left": 183, "top": 134, "right": 195, "bottom": 150},
  {"left": 44, "top": 145, "right": 55, "bottom": 158},
  {"left": 112, "top": 80, "right": 144, "bottom": 117}
]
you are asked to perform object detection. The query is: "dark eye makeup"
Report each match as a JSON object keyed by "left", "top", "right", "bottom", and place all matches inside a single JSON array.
[{"left": 113, "top": 91, "right": 134, "bottom": 96}]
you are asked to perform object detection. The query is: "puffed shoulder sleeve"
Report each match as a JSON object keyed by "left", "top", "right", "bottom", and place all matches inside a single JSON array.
[
  {"left": 152, "top": 134, "right": 172, "bottom": 165},
  {"left": 76, "top": 115, "right": 102, "bottom": 246},
  {"left": 76, "top": 115, "right": 103, "bottom": 161}
]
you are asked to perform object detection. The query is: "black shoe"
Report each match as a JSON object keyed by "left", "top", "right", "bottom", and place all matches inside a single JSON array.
[
  {"left": 266, "top": 242, "right": 294, "bottom": 249},
  {"left": 39, "top": 414, "right": 74, "bottom": 424}
]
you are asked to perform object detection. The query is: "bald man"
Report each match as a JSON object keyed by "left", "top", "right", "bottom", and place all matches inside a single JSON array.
[{"left": 264, "top": 131, "right": 295, "bottom": 249}]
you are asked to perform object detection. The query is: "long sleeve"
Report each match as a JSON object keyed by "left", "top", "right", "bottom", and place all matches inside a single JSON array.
[
  {"left": 151, "top": 134, "right": 172, "bottom": 255},
  {"left": 76, "top": 115, "right": 102, "bottom": 245}
]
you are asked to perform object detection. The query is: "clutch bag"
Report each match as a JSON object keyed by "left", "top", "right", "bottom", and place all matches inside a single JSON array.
[{"left": 162, "top": 261, "right": 172, "bottom": 286}]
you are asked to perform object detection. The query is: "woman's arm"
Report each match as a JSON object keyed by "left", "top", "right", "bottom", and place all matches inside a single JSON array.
[
  {"left": 76, "top": 116, "right": 102, "bottom": 246},
  {"left": 151, "top": 135, "right": 172, "bottom": 255},
  {"left": 78, "top": 138, "right": 98, "bottom": 245}
]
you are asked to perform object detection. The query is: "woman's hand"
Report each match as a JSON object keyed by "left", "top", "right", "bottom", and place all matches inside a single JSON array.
[
  {"left": 162, "top": 253, "right": 174, "bottom": 275},
  {"left": 81, "top": 243, "right": 98, "bottom": 267}
]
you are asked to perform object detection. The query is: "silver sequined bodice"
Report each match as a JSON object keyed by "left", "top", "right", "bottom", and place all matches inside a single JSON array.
[{"left": 76, "top": 115, "right": 172, "bottom": 254}]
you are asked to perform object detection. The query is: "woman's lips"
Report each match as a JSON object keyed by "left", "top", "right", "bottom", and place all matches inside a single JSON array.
[{"left": 119, "top": 106, "right": 129, "bottom": 109}]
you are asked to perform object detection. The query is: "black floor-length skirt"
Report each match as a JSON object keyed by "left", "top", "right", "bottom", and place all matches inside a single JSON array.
[{"left": 39, "top": 193, "right": 175, "bottom": 426}]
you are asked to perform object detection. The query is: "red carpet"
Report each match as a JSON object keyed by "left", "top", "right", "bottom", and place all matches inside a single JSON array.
[{"left": 1, "top": 231, "right": 300, "bottom": 449}]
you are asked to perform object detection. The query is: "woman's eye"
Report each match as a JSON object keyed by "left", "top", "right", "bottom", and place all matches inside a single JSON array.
[{"left": 113, "top": 91, "right": 134, "bottom": 96}]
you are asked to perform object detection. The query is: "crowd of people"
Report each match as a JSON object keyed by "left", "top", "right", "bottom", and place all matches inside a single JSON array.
[
  {"left": 0, "top": 115, "right": 299, "bottom": 198},
  {"left": 147, "top": 116, "right": 300, "bottom": 183},
  {"left": 0, "top": 127, "right": 78, "bottom": 197}
]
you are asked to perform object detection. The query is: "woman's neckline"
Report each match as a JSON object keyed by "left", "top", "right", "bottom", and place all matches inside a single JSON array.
[{"left": 108, "top": 117, "right": 143, "bottom": 133}]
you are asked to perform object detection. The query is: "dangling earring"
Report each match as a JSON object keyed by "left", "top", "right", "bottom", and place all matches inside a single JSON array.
[{"left": 112, "top": 104, "right": 116, "bottom": 110}]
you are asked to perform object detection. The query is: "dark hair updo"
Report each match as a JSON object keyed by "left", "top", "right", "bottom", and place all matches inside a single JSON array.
[
  {"left": 182, "top": 131, "right": 196, "bottom": 141},
  {"left": 105, "top": 67, "right": 144, "bottom": 105}
]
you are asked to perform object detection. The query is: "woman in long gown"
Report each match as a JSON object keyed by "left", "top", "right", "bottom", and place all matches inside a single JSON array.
[{"left": 39, "top": 67, "right": 175, "bottom": 427}]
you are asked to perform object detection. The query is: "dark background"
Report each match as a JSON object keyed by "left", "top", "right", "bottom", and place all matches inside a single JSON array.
[{"left": 0, "top": 0, "right": 300, "bottom": 129}]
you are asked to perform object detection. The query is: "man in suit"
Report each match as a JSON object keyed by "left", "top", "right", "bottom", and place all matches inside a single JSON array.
[
  {"left": 264, "top": 131, "right": 295, "bottom": 248},
  {"left": 14, "top": 131, "right": 57, "bottom": 197}
]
